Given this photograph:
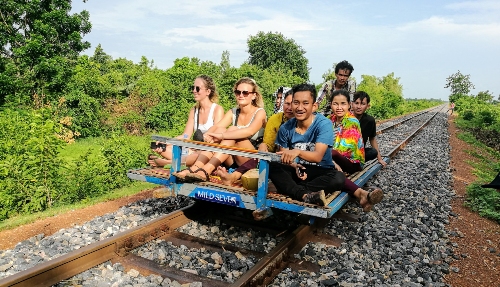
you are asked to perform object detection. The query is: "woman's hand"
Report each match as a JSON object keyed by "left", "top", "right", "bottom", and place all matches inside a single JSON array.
[
  {"left": 334, "top": 162, "right": 343, "bottom": 172},
  {"left": 203, "top": 133, "right": 215, "bottom": 143},
  {"left": 258, "top": 143, "right": 268, "bottom": 152},
  {"left": 152, "top": 141, "right": 166, "bottom": 154},
  {"left": 209, "top": 132, "right": 225, "bottom": 142}
]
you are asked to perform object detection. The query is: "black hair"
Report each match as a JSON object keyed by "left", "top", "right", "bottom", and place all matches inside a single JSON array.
[
  {"left": 335, "top": 60, "right": 354, "bottom": 75},
  {"left": 353, "top": 91, "right": 371, "bottom": 104},
  {"left": 292, "top": 83, "right": 317, "bottom": 102},
  {"left": 331, "top": 89, "right": 351, "bottom": 103}
]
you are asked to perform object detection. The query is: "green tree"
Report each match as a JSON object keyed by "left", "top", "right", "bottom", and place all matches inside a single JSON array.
[
  {"left": 445, "top": 70, "right": 475, "bottom": 103},
  {"left": 247, "top": 31, "right": 309, "bottom": 81},
  {"left": 357, "top": 73, "right": 404, "bottom": 119},
  {"left": 0, "top": 0, "right": 92, "bottom": 106},
  {"left": 476, "top": 90, "right": 494, "bottom": 103},
  {"left": 321, "top": 63, "right": 338, "bottom": 82},
  {"left": 220, "top": 50, "right": 231, "bottom": 74}
]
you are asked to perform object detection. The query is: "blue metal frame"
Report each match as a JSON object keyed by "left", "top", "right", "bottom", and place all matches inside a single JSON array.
[{"left": 127, "top": 137, "right": 389, "bottom": 219}]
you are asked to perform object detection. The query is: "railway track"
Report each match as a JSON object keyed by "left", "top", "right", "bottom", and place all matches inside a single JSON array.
[{"left": 0, "top": 105, "right": 447, "bottom": 287}]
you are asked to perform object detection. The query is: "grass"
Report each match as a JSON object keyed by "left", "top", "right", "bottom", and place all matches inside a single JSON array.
[
  {"left": 455, "top": 123, "right": 500, "bottom": 223},
  {"left": 1, "top": 133, "right": 160, "bottom": 232},
  {"left": 58, "top": 136, "right": 104, "bottom": 162},
  {"left": 0, "top": 181, "right": 156, "bottom": 232}
]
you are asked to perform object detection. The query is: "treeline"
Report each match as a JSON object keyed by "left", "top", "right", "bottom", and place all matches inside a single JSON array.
[{"left": 3, "top": 43, "right": 443, "bottom": 140}]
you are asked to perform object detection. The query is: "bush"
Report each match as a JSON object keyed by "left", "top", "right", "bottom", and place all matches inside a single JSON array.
[
  {"left": 0, "top": 108, "right": 65, "bottom": 220},
  {"left": 62, "top": 91, "right": 105, "bottom": 137},
  {"left": 465, "top": 182, "right": 500, "bottom": 223},
  {"left": 0, "top": 109, "right": 149, "bottom": 220},
  {"left": 58, "top": 134, "right": 149, "bottom": 205}
]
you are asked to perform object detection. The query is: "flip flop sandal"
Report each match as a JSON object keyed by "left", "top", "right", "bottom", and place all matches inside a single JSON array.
[
  {"left": 366, "top": 186, "right": 383, "bottom": 205},
  {"left": 363, "top": 186, "right": 383, "bottom": 212},
  {"left": 185, "top": 168, "right": 210, "bottom": 183},
  {"left": 172, "top": 167, "right": 194, "bottom": 182}
]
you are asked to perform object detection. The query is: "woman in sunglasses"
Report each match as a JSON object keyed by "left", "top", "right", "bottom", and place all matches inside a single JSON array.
[
  {"left": 215, "top": 87, "right": 294, "bottom": 186},
  {"left": 149, "top": 75, "right": 224, "bottom": 167},
  {"left": 173, "top": 77, "right": 266, "bottom": 182}
]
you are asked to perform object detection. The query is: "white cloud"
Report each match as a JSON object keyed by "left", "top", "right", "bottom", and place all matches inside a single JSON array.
[
  {"left": 155, "top": 14, "right": 319, "bottom": 52},
  {"left": 445, "top": 0, "right": 500, "bottom": 11},
  {"left": 397, "top": 16, "right": 500, "bottom": 40}
]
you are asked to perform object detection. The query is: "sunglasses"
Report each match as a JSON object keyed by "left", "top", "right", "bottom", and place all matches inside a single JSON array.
[
  {"left": 234, "top": 90, "right": 255, "bottom": 97},
  {"left": 190, "top": 85, "right": 206, "bottom": 93}
]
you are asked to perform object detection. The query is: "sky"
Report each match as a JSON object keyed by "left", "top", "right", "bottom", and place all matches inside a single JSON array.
[{"left": 71, "top": 0, "right": 500, "bottom": 101}]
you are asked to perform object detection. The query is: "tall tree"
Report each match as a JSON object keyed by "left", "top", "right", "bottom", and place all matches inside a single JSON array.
[
  {"left": 247, "top": 31, "right": 309, "bottom": 81},
  {"left": 444, "top": 70, "right": 475, "bottom": 103},
  {"left": 0, "top": 0, "right": 92, "bottom": 106}
]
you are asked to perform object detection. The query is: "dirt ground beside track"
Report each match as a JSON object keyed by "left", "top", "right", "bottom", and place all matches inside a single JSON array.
[
  {"left": 444, "top": 116, "right": 500, "bottom": 287},
  {"left": 0, "top": 115, "right": 498, "bottom": 286}
]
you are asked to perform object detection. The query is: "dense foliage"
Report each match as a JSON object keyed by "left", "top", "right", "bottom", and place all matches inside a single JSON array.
[
  {"left": 247, "top": 31, "right": 309, "bottom": 81},
  {"left": 447, "top": 71, "right": 500, "bottom": 151},
  {"left": 446, "top": 71, "right": 500, "bottom": 222},
  {"left": 0, "top": 0, "right": 91, "bottom": 106},
  {"left": 0, "top": 108, "right": 148, "bottom": 220},
  {"left": 444, "top": 70, "right": 475, "bottom": 104},
  {"left": 356, "top": 73, "right": 441, "bottom": 118}
]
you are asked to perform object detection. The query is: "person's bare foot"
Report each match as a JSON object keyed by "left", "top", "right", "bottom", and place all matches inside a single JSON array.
[{"left": 215, "top": 166, "right": 238, "bottom": 185}]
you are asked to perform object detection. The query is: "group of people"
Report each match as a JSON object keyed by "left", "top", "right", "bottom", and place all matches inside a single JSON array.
[{"left": 149, "top": 60, "right": 385, "bottom": 212}]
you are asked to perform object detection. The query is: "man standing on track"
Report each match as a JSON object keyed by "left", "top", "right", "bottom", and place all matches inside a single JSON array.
[
  {"left": 351, "top": 91, "right": 387, "bottom": 167},
  {"left": 316, "top": 60, "right": 356, "bottom": 116},
  {"left": 448, "top": 102, "right": 455, "bottom": 115}
]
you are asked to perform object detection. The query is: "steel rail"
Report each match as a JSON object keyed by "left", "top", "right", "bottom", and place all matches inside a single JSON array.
[
  {"left": 384, "top": 105, "right": 446, "bottom": 158},
  {"left": 0, "top": 205, "right": 195, "bottom": 287},
  {"left": 376, "top": 105, "right": 442, "bottom": 135}
]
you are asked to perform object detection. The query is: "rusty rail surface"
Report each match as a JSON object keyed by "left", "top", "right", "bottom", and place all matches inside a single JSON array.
[
  {"left": 0, "top": 205, "right": 195, "bottom": 287},
  {"left": 0, "top": 106, "right": 446, "bottom": 287},
  {"left": 376, "top": 105, "right": 441, "bottom": 135}
]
